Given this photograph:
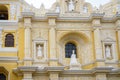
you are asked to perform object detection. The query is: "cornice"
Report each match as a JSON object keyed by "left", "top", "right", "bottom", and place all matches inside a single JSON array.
[
  {"left": 46, "top": 13, "right": 59, "bottom": 18},
  {"left": 45, "top": 66, "right": 64, "bottom": 72},
  {"left": 0, "top": 20, "right": 18, "bottom": 26},
  {"left": 13, "top": 66, "right": 120, "bottom": 76},
  {"left": 18, "top": 13, "right": 120, "bottom": 23}
]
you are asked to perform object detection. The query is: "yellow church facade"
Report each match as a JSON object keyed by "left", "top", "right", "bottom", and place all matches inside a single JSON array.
[{"left": 0, "top": 0, "right": 120, "bottom": 80}]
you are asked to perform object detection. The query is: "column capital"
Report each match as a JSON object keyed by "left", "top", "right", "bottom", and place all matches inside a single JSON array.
[{"left": 115, "top": 20, "right": 120, "bottom": 30}]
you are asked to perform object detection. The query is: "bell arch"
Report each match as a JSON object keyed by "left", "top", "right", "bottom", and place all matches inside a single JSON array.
[{"left": 0, "top": 5, "right": 8, "bottom": 20}]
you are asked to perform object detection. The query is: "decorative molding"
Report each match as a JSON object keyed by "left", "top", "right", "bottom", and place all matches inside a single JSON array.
[
  {"left": 0, "top": 20, "right": 18, "bottom": 26},
  {"left": 18, "top": 13, "right": 120, "bottom": 23},
  {"left": 21, "top": 12, "right": 35, "bottom": 18},
  {"left": 46, "top": 13, "right": 59, "bottom": 18},
  {"left": 13, "top": 66, "right": 120, "bottom": 76},
  {"left": 49, "top": 58, "right": 58, "bottom": 61},
  {"left": 45, "top": 66, "right": 65, "bottom": 72},
  {"left": 0, "top": 57, "right": 18, "bottom": 62}
]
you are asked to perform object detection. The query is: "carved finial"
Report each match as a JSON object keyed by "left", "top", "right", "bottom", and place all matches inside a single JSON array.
[{"left": 40, "top": 3, "right": 45, "bottom": 10}]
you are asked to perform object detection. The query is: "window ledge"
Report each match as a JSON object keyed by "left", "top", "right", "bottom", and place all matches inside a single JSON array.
[{"left": 0, "top": 47, "right": 18, "bottom": 53}]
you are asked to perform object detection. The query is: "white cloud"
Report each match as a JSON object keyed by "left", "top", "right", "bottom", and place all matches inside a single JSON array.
[
  {"left": 86, "top": 0, "right": 110, "bottom": 7},
  {"left": 24, "top": 0, "right": 110, "bottom": 9}
]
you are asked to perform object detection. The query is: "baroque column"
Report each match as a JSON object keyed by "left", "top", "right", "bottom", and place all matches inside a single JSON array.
[
  {"left": 116, "top": 18, "right": 120, "bottom": 65},
  {"left": 49, "top": 19, "right": 58, "bottom": 66},
  {"left": 24, "top": 17, "right": 32, "bottom": 66},
  {"left": 46, "top": 13, "right": 62, "bottom": 80},
  {"left": 22, "top": 12, "right": 35, "bottom": 80},
  {"left": 93, "top": 19, "right": 105, "bottom": 67},
  {"left": 92, "top": 13, "right": 107, "bottom": 80}
]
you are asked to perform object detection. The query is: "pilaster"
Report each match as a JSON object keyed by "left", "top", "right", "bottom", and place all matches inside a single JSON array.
[
  {"left": 93, "top": 28, "right": 105, "bottom": 67},
  {"left": 46, "top": 67, "right": 64, "bottom": 80},
  {"left": 22, "top": 72, "right": 33, "bottom": 80},
  {"left": 16, "top": 66, "right": 37, "bottom": 80},
  {"left": 96, "top": 73, "right": 107, "bottom": 80},
  {"left": 46, "top": 13, "right": 59, "bottom": 66},
  {"left": 22, "top": 12, "right": 35, "bottom": 66},
  {"left": 116, "top": 19, "right": 120, "bottom": 64},
  {"left": 94, "top": 67, "right": 113, "bottom": 80},
  {"left": 0, "top": 27, "right": 3, "bottom": 48},
  {"left": 92, "top": 13, "right": 105, "bottom": 67},
  {"left": 49, "top": 72, "right": 59, "bottom": 80}
]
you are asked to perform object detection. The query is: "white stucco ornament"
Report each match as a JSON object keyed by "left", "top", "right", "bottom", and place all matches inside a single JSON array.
[
  {"left": 70, "top": 50, "right": 78, "bottom": 65},
  {"left": 70, "top": 50, "right": 81, "bottom": 70},
  {"left": 37, "top": 45, "right": 43, "bottom": 57},
  {"left": 105, "top": 45, "right": 112, "bottom": 59},
  {"left": 68, "top": 0, "right": 75, "bottom": 11},
  {"left": 55, "top": 6, "right": 60, "bottom": 13}
]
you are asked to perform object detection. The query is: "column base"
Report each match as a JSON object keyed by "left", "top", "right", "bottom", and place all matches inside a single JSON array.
[
  {"left": 70, "top": 64, "right": 81, "bottom": 70},
  {"left": 24, "top": 58, "right": 33, "bottom": 66},
  {"left": 49, "top": 58, "right": 58, "bottom": 66},
  {"left": 95, "top": 59, "right": 105, "bottom": 67}
]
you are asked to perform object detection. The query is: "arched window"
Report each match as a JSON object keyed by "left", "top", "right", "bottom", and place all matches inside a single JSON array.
[
  {"left": 5, "top": 34, "right": 14, "bottom": 47},
  {"left": 65, "top": 43, "right": 77, "bottom": 58},
  {"left": 0, "top": 74, "right": 6, "bottom": 80},
  {"left": 0, "top": 5, "right": 8, "bottom": 20}
]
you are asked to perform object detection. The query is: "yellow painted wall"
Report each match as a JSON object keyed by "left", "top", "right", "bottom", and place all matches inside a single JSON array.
[{"left": 18, "top": 27, "right": 25, "bottom": 61}]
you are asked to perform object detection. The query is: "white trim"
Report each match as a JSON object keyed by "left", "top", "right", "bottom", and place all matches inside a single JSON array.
[
  {"left": 0, "top": 48, "right": 18, "bottom": 53},
  {"left": 0, "top": 20, "right": 18, "bottom": 26},
  {"left": 0, "top": 57, "right": 18, "bottom": 62}
]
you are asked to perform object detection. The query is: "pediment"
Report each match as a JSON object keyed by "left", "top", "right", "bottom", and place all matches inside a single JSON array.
[
  {"left": 33, "top": 37, "right": 47, "bottom": 41},
  {"left": 102, "top": 37, "right": 115, "bottom": 42}
]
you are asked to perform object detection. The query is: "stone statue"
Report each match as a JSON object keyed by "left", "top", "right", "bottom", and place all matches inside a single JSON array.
[
  {"left": 37, "top": 45, "right": 43, "bottom": 57},
  {"left": 55, "top": 6, "right": 60, "bottom": 13},
  {"left": 68, "top": 0, "right": 75, "bottom": 11},
  {"left": 105, "top": 45, "right": 112, "bottom": 59},
  {"left": 70, "top": 50, "right": 78, "bottom": 65},
  {"left": 70, "top": 50, "right": 81, "bottom": 70},
  {"left": 83, "top": 6, "right": 88, "bottom": 13}
]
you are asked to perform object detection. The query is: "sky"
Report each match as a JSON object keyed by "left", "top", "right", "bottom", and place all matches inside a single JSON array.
[{"left": 24, "top": 0, "right": 110, "bottom": 9}]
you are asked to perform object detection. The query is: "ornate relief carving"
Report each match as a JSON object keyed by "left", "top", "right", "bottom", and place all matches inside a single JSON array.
[
  {"left": 32, "top": 29, "right": 48, "bottom": 40},
  {"left": 10, "top": 4, "right": 16, "bottom": 20}
]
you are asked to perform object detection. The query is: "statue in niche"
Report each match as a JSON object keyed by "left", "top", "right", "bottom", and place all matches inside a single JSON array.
[
  {"left": 55, "top": 5, "right": 60, "bottom": 13},
  {"left": 83, "top": 6, "right": 88, "bottom": 13},
  {"left": 105, "top": 45, "right": 112, "bottom": 59},
  {"left": 70, "top": 50, "right": 78, "bottom": 65},
  {"left": 37, "top": 45, "right": 43, "bottom": 58},
  {"left": 68, "top": 0, "right": 75, "bottom": 11}
]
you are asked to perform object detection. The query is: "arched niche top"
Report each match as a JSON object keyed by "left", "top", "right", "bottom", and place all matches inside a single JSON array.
[
  {"left": 0, "top": 66, "right": 8, "bottom": 76},
  {"left": 64, "top": 40, "right": 78, "bottom": 47},
  {"left": 59, "top": 31, "right": 90, "bottom": 43},
  {"left": 102, "top": 37, "right": 115, "bottom": 42}
]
